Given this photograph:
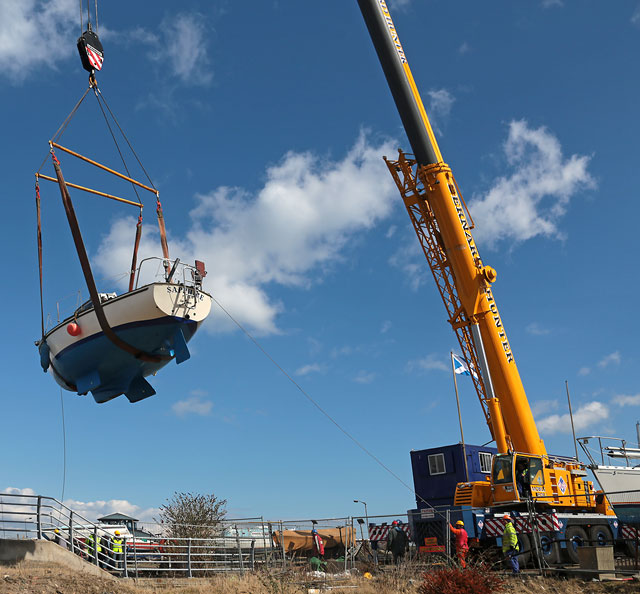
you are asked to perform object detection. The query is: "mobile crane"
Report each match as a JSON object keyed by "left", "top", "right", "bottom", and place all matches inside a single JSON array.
[{"left": 355, "top": 1, "right": 605, "bottom": 517}]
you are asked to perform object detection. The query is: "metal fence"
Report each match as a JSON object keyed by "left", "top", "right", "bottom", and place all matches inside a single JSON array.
[{"left": 0, "top": 493, "right": 362, "bottom": 576}]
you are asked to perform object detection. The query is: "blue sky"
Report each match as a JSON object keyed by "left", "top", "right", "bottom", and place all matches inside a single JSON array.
[{"left": 2, "top": 0, "right": 640, "bottom": 524}]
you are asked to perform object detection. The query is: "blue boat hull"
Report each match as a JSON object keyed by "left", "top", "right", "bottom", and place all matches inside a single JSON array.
[{"left": 41, "top": 317, "right": 198, "bottom": 403}]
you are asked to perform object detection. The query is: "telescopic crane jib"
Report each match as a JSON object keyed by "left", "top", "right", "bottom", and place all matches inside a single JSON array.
[{"left": 356, "top": 0, "right": 598, "bottom": 512}]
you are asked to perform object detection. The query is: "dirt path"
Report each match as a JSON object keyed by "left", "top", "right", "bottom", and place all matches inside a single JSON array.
[{"left": 1, "top": 561, "right": 638, "bottom": 593}]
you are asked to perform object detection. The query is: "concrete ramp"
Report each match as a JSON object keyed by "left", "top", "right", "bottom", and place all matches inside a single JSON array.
[{"left": 0, "top": 539, "right": 115, "bottom": 580}]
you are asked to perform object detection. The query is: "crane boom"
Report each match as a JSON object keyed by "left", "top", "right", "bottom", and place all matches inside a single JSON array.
[{"left": 357, "top": 0, "right": 545, "bottom": 457}]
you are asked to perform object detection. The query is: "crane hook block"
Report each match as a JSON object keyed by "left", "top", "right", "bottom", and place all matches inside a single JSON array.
[{"left": 77, "top": 28, "right": 104, "bottom": 73}]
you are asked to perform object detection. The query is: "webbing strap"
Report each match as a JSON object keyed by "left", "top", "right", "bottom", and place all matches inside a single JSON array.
[
  {"left": 51, "top": 152, "right": 169, "bottom": 364},
  {"left": 156, "top": 196, "right": 170, "bottom": 260},
  {"left": 35, "top": 180, "right": 44, "bottom": 338},
  {"left": 128, "top": 212, "right": 143, "bottom": 292}
]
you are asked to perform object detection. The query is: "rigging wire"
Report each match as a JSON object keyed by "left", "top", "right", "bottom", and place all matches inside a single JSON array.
[
  {"left": 93, "top": 87, "right": 158, "bottom": 191},
  {"left": 210, "top": 295, "right": 443, "bottom": 516},
  {"left": 91, "top": 87, "right": 143, "bottom": 205},
  {"left": 36, "top": 86, "right": 92, "bottom": 175}
]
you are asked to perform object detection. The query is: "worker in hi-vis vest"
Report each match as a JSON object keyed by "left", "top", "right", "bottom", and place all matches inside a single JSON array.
[
  {"left": 501, "top": 515, "right": 520, "bottom": 574},
  {"left": 86, "top": 532, "right": 102, "bottom": 565},
  {"left": 112, "top": 530, "right": 124, "bottom": 572}
]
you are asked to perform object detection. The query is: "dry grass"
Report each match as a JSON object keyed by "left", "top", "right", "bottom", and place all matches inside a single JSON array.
[{"left": 0, "top": 561, "right": 638, "bottom": 594}]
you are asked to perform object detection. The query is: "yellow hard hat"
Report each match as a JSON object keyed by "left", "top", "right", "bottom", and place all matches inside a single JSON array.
[
  {"left": 54, "top": 528, "right": 60, "bottom": 534},
  {"left": 364, "top": 572, "right": 373, "bottom": 580},
  {"left": 456, "top": 520, "right": 464, "bottom": 526},
  {"left": 114, "top": 530, "right": 121, "bottom": 536}
]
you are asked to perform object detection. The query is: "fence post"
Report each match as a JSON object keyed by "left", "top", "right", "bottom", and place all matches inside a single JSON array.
[
  {"left": 123, "top": 538, "right": 128, "bottom": 578},
  {"left": 68, "top": 511, "right": 74, "bottom": 555},
  {"left": 445, "top": 509, "right": 451, "bottom": 564},
  {"left": 236, "top": 524, "right": 244, "bottom": 574},
  {"left": 132, "top": 530, "right": 138, "bottom": 577},
  {"left": 93, "top": 527, "right": 99, "bottom": 566},
  {"left": 250, "top": 539, "right": 255, "bottom": 571},
  {"left": 187, "top": 538, "right": 192, "bottom": 578},
  {"left": 279, "top": 521, "right": 286, "bottom": 569},
  {"left": 36, "top": 496, "right": 42, "bottom": 539}
]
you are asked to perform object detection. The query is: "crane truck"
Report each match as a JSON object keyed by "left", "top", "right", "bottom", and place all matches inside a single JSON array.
[{"left": 356, "top": 0, "right": 626, "bottom": 565}]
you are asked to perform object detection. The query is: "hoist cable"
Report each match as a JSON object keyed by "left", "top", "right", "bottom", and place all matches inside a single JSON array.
[
  {"left": 210, "top": 294, "right": 443, "bottom": 517},
  {"left": 92, "top": 86, "right": 143, "bottom": 205},
  {"left": 59, "top": 387, "right": 67, "bottom": 503},
  {"left": 79, "top": 0, "right": 83, "bottom": 34}
]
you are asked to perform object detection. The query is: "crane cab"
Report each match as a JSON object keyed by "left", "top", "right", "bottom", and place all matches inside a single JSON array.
[{"left": 491, "top": 454, "right": 545, "bottom": 504}]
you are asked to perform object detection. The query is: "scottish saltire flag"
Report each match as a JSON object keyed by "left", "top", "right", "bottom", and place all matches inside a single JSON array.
[{"left": 452, "top": 353, "right": 478, "bottom": 379}]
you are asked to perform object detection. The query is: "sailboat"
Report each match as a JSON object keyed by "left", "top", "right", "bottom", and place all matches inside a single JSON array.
[
  {"left": 578, "top": 434, "right": 640, "bottom": 526},
  {"left": 34, "top": 22, "right": 212, "bottom": 404}
]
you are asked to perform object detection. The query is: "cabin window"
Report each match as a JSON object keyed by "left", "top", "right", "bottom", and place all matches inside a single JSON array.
[
  {"left": 479, "top": 452, "right": 492, "bottom": 473},
  {"left": 492, "top": 455, "right": 513, "bottom": 484},
  {"left": 428, "top": 453, "right": 446, "bottom": 475}
]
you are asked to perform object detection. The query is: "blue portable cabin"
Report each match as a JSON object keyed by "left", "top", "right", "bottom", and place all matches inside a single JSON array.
[{"left": 407, "top": 442, "right": 497, "bottom": 547}]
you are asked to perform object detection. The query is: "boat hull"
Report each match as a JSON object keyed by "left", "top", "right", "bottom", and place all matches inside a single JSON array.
[
  {"left": 39, "top": 283, "right": 212, "bottom": 403},
  {"left": 591, "top": 466, "right": 640, "bottom": 525}
]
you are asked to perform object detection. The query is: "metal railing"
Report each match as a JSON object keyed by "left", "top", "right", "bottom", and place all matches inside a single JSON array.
[{"left": 0, "top": 494, "right": 361, "bottom": 577}]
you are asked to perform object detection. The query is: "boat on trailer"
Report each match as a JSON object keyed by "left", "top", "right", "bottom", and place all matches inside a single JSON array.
[
  {"left": 578, "top": 435, "right": 640, "bottom": 526},
  {"left": 38, "top": 259, "right": 212, "bottom": 403}
]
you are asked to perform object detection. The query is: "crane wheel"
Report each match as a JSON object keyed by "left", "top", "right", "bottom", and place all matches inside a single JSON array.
[
  {"left": 536, "top": 532, "right": 561, "bottom": 565},
  {"left": 516, "top": 533, "right": 531, "bottom": 568},
  {"left": 564, "top": 526, "right": 588, "bottom": 564},
  {"left": 588, "top": 525, "right": 613, "bottom": 547}
]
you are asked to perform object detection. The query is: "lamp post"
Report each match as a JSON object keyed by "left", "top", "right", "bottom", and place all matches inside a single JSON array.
[{"left": 353, "top": 500, "right": 369, "bottom": 540}]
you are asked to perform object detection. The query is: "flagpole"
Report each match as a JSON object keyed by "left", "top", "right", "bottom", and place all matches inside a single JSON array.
[
  {"left": 451, "top": 352, "right": 470, "bottom": 482},
  {"left": 565, "top": 380, "right": 579, "bottom": 461}
]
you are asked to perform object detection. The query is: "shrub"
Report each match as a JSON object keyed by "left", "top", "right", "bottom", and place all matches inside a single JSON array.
[{"left": 419, "top": 564, "right": 504, "bottom": 594}]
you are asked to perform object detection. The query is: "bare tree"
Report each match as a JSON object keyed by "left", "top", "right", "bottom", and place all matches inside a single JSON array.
[{"left": 156, "top": 492, "right": 227, "bottom": 539}]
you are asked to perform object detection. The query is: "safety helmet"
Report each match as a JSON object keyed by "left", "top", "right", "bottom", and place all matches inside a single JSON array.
[
  {"left": 311, "top": 528, "right": 317, "bottom": 534},
  {"left": 503, "top": 514, "right": 512, "bottom": 522},
  {"left": 392, "top": 520, "right": 399, "bottom": 526},
  {"left": 456, "top": 520, "right": 464, "bottom": 526},
  {"left": 115, "top": 530, "right": 120, "bottom": 536},
  {"left": 54, "top": 528, "right": 60, "bottom": 534}
]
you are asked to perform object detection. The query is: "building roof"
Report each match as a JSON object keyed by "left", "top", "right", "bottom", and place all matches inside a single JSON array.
[{"left": 97, "top": 512, "right": 139, "bottom": 522}]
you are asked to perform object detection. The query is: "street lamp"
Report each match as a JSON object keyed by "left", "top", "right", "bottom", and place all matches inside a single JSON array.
[{"left": 353, "top": 500, "right": 369, "bottom": 540}]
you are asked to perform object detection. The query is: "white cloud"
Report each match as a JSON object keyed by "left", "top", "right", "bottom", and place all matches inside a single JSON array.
[
  {"left": 542, "top": 0, "right": 563, "bottom": 7},
  {"left": 613, "top": 394, "right": 640, "bottom": 407},
  {"left": 172, "top": 396, "right": 213, "bottom": 417},
  {"left": 458, "top": 42, "right": 470, "bottom": 55},
  {"left": 158, "top": 13, "right": 211, "bottom": 85},
  {"left": 407, "top": 353, "right": 448, "bottom": 373},
  {"left": 1, "top": 488, "right": 157, "bottom": 531},
  {"left": 380, "top": 320, "right": 392, "bottom": 334},
  {"left": 578, "top": 366, "right": 591, "bottom": 376},
  {"left": 62, "top": 497, "right": 159, "bottom": 525},
  {"left": 354, "top": 370, "right": 376, "bottom": 384},
  {"left": 95, "top": 133, "right": 397, "bottom": 335},
  {"left": 470, "top": 120, "right": 594, "bottom": 248},
  {"left": 526, "top": 322, "right": 550, "bottom": 336},
  {"left": 0, "top": 0, "right": 76, "bottom": 82},
  {"left": 531, "top": 399, "right": 559, "bottom": 417},
  {"left": 633, "top": 5, "right": 640, "bottom": 27},
  {"left": 598, "top": 351, "right": 620, "bottom": 368},
  {"left": 427, "top": 89, "right": 455, "bottom": 135},
  {"left": 538, "top": 401, "right": 609, "bottom": 434},
  {"left": 389, "top": 234, "right": 429, "bottom": 290},
  {"left": 295, "top": 363, "right": 323, "bottom": 376}
]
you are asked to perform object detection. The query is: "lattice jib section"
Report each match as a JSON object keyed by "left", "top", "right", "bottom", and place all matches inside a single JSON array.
[{"left": 384, "top": 151, "right": 491, "bottom": 429}]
